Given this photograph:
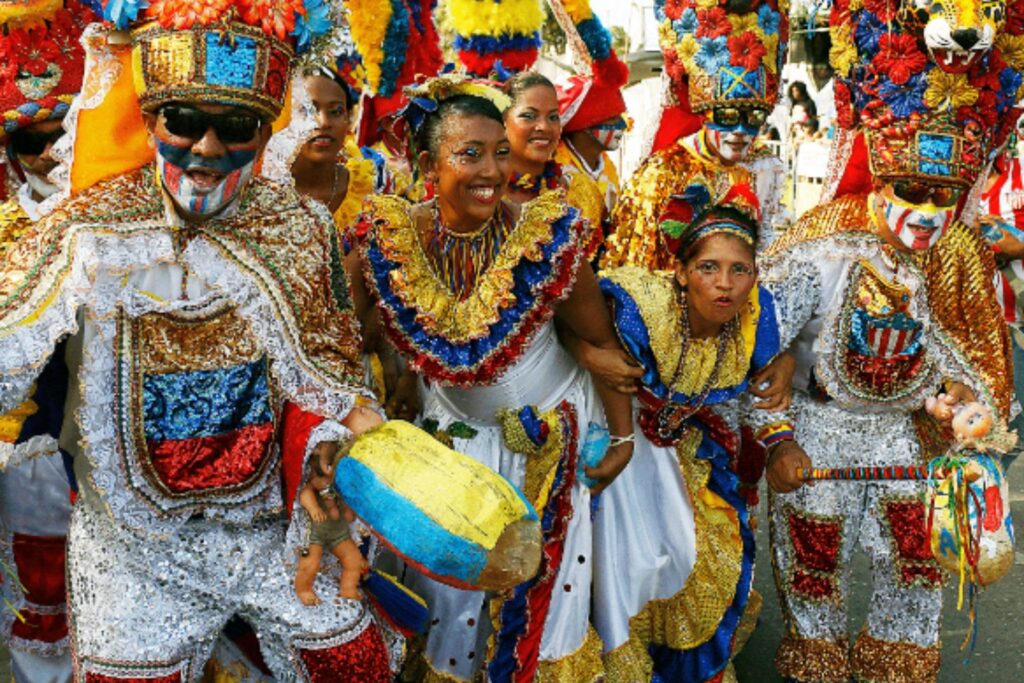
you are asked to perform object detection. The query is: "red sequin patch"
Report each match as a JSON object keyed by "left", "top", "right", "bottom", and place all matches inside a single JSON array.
[
  {"left": 791, "top": 569, "right": 835, "bottom": 599},
  {"left": 882, "top": 498, "right": 943, "bottom": 588},
  {"left": 146, "top": 422, "right": 275, "bottom": 494},
  {"left": 12, "top": 533, "right": 66, "bottom": 606},
  {"left": 788, "top": 511, "right": 841, "bottom": 572},
  {"left": 85, "top": 673, "right": 180, "bottom": 683},
  {"left": 298, "top": 623, "right": 391, "bottom": 683}
]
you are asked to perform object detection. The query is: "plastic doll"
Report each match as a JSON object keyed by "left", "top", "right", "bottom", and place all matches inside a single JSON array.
[{"left": 295, "top": 444, "right": 368, "bottom": 605}]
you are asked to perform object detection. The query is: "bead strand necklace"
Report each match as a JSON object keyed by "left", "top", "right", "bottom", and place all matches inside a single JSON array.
[{"left": 426, "top": 200, "right": 512, "bottom": 300}]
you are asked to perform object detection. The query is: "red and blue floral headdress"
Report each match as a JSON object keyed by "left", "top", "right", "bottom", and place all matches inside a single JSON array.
[{"left": 659, "top": 180, "right": 760, "bottom": 256}]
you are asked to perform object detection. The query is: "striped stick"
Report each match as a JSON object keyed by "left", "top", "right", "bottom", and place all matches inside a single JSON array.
[{"left": 795, "top": 465, "right": 980, "bottom": 482}]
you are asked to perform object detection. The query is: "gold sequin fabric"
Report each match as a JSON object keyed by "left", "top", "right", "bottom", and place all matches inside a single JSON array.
[
  {"left": 774, "top": 634, "right": 852, "bottom": 683},
  {"left": 850, "top": 629, "right": 940, "bottom": 683},
  {"left": 533, "top": 625, "right": 604, "bottom": 683},
  {"left": 360, "top": 191, "right": 570, "bottom": 343},
  {"left": 600, "top": 267, "right": 752, "bottom": 394},
  {"left": 603, "top": 427, "right": 744, "bottom": 681},
  {"left": 763, "top": 193, "right": 1012, "bottom": 420},
  {"left": 333, "top": 147, "right": 378, "bottom": 238},
  {"left": 602, "top": 133, "right": 750, "bottom": 272},
  {"left": 0, "top": 200, "right": 31, "bottom": 262},
  {"left": 558, "top": 160, "right": 605, "bottom": 260}
]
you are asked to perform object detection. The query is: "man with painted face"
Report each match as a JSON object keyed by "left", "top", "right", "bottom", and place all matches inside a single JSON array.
[
  {"left": 756, "top": 0, "right": 1019, "bottom": 672},
  {"left": 0, "top": 3, "right": 405, "bottom": 679},
  {"left": 602, "top": 0, "right": 787, "bottom": 272}
]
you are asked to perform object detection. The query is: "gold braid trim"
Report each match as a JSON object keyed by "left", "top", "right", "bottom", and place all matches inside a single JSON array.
[
  {"left": 774, "top": 634, "right": 852, "bottom": 683},
  {"left": 604, "top": 427, "right": 744, "bottom": 682},
  {"left": 850, "top": 629, "right": 940, "bottom": 683},
  {"left": 603, "top": 134, "right": 749, "bottom": 272},
  {"left": 533, "top": 625, "right": 605, "bottom": 683},
  {"left": 364, "top": 191, "right": 569, "bottom": 343}
]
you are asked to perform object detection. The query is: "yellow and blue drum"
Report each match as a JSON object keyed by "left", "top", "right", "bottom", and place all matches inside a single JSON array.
[{"left": 335, "top": 420, "right": 541, "bottom": 591}]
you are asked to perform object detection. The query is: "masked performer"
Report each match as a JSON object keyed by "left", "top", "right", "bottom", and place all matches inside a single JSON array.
[
  {"left": 602, "top": 0, "right": 788, "bottom": 271},
  {"left": 0, "top": 1, "right": 413, "bottom": 677},
  {"left": 349, "top": 76, "right": 634, "bottom": 682},
  {"left": 0, "top": 3, "right": 96, "bottom": 681},
  {"left": 592, "top": 183, "right": 803, "bottom": 682},
  {"left": 759, "top": 0, "right": 1022, "bottom": 678}
]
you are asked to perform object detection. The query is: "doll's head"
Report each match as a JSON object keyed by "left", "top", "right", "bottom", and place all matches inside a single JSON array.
[{"left": 952, "top": 402, "right": 994, "bottom": 443}]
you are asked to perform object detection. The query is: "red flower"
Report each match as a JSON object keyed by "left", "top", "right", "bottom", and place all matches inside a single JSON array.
[
  {"left": 958, "top": 90, "right": 998, "bottom": 127},
  {"left": 663, "top": 0, "right": 688, "bottom": 21},
  {"left": 10, "top": 28, "right": 60, "bottom": 76},
  {"left": 864, "top": 0, "right": 896, "bottom": 21},
  {"left": 696, "top": 8, "right": 731, "bottom": 39},
  {"left": 970, "top": 50, "right": 1004, "bottom": 92},
  {"left": 238, "top": 0, "right": 306, "bottom": 41},
  {"left": 835, "top": 80, "right": 854, "bottom": 129},
  {"left": 728, "top": 32, "right": 767, "bottom": 72},
  {"left": 870, "top": 34, "right": 926, "bottom": 85}
]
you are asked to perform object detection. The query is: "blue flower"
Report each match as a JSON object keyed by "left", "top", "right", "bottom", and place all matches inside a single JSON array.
[
  {"left": 102, "top": 0, "right": 149, "bottom": 30},
  {"left": 854, "top": 12, "right": 885, "bottom": 54},
  {"left": 291, "top": 0, "right": 332, "bottom": 53},
  {"left": 695, "top": 36, "right": 729, "bottom": 74},
  {"left": 878, "top": 72, "right": 927, "bottom": 117},
  {"left": 757, "top": 5, "right": 780, "bottom": 36},
  {"left": 674, "top": 8, "right": 699, "bottom": 36},
  {"left": 997, "top": 67, "right": 1023, "bottom": 113},
  {"left": 654, "top": 0, "right": 668, "bottom": 22}
]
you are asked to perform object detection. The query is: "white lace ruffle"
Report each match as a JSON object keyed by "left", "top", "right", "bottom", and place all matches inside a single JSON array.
[
  {"left": 0, "top": 435, "right": 60, "bottom": 471},
  {"left": 0, "top": 227, "right": 173, "bottom": 414},
  {"left": 261, "top": 69, "right": 318, "bottom": 186}
]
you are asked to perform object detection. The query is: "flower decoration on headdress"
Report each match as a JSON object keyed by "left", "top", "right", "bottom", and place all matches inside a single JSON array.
[
  {"left": 445, "top": 0, "right": 544, "bottom": 76},
  {"left": 400, "top": 74, "right": 510, "bottom": 134},
  {"left": 659, "top": 180, "right": 760, "bottom": 256},
  {"left": 829, "top": 0, "right": 1024, "bottom": 189},
  {"left": 0, "top": 0, "right": 97, "bottom": 139},
  {"left": 654, "top": 0, "right": 788, "bottom": 113}
]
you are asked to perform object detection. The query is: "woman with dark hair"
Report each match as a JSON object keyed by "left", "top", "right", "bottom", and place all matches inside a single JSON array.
[
  {"left": 788, "top": 81, "right": 811, "bottom": 109},
  {"left": 503, "top": 71, "right": 606, "bottom": 260},
  {"left": 586, "top": 185, "right": 807, "bottom": 681},
  {"left": 287, "top": 68, "right": 388, "bottom": 239},
  {"left": 348, "top": 76, "right": 633, "bottom": 681}
]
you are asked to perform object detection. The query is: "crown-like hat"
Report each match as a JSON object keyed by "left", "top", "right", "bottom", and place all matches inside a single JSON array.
[
  {"left": 102, "top": 0, "right": 336, "bottom": 121},
  {"left": 550, "top": 0, "right": 630, "bottom": 132},
  {"left": 659, "top": 180, "right": 760, "bottom": 256},
  {"left": 656, "top": 0, "right": 789, "bottom": 112},
  {"left": 829, "top": 0, "right": 1024, "bottom": 187},
  {"left": 0, "top": 0, "right": 97, "bottom": 138}
]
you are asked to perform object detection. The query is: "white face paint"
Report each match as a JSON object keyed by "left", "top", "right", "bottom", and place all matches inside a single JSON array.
[
  {"left": 707, "top": 128, "right": 754, "bottom": 164},
  {"left": 591, "top": 126, "right": 625, "bottom": 151},
  {"left": 879, "top": 192, "right": 955, "bottom": 251}
]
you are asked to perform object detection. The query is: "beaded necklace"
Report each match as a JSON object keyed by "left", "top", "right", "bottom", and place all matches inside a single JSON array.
[
  {"left": 508, "top": 160, "right": 562, "bottom": 194},
  {"left": 653, "top": 289, "right": 737, "bottom": 440},
  {"left": 425, "top": 200, "right": 513, "bottom": 301}
]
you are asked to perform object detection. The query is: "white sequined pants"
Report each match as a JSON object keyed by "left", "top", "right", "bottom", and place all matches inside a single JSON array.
[
  {"left": 67, "top": 501, "right": 394, "bottom": 682},
  {"left": 769, "top": 399, "right": 943, "bottom": 683}
]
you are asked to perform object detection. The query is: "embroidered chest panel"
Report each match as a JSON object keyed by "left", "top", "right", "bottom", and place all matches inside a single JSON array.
[
  {"left": 114, "top": 297, "right": 279, "bottom": 514},
  {"left": 829, "top": 260, "right": 932, "bottom": 402}
]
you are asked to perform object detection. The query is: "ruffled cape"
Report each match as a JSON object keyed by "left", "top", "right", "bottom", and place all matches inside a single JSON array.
[
  {"left": 360, "top": 191, "right": 585, "bottom": 387},
  {"left": 763, "top": 194, "right": 1013, "bottom": 421}
]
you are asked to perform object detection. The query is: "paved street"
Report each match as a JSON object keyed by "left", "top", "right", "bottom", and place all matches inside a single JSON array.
[{"left": 735, "top": 462, "right": 1024, "bottom": 682}]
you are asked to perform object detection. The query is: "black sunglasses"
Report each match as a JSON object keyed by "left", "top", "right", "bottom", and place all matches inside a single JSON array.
[
  {"left": 160, "top": 105, "right": 262, "bottom": 145},
  {"left": 712, "top": 106, "right": 769, "bottom": 128},
  {"left": 892, "top": 181, "right": 963, "bottom": 208},
  {"left": 9, "top": 127, "right": 64, "bottom": 156}
]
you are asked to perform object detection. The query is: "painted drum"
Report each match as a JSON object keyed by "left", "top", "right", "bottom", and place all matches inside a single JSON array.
[{"left": 335, "top": 420, "right": 542, "bottom": 591}]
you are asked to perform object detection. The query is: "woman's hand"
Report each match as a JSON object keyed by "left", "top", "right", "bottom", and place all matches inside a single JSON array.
[
  {"left": 766, "top": 440, "right": 811, "bottom": 494},
  {"left": 749, "top": 352, "right": 796, "bottom": 411},
  {"left": 584, "top": 441, "right": 633, "bottom": 495},
  {"left": 581, "top": 343, "right": 643, "bottom": 394}
]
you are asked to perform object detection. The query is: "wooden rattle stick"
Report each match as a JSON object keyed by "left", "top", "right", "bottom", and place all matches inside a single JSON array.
[{"left": 795, "top": 466, "right": 982, "bottom": 482}]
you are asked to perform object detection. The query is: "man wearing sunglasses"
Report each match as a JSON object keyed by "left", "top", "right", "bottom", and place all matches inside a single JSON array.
[
  {"left": 0, "top": 4, "right": 409, "bottom": 680},
  {"left": 758, "top": 32, "right": 1014, "bottom": 682}
]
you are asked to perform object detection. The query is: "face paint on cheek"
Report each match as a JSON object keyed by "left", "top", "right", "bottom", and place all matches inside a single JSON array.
[
  {"left": 708, "top": 128, "right": 754, "bottom": 162},
  {"left": 883, "top": 196, "right": 953, "bottom": 250},
  {"left": 155, "top": 139, "right": 258, "bottom": 217}
]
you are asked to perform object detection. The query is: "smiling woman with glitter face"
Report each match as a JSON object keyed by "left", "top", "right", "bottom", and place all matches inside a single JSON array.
[{"left": 346, "top": 75, "right": 633, "bottom": 681}]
